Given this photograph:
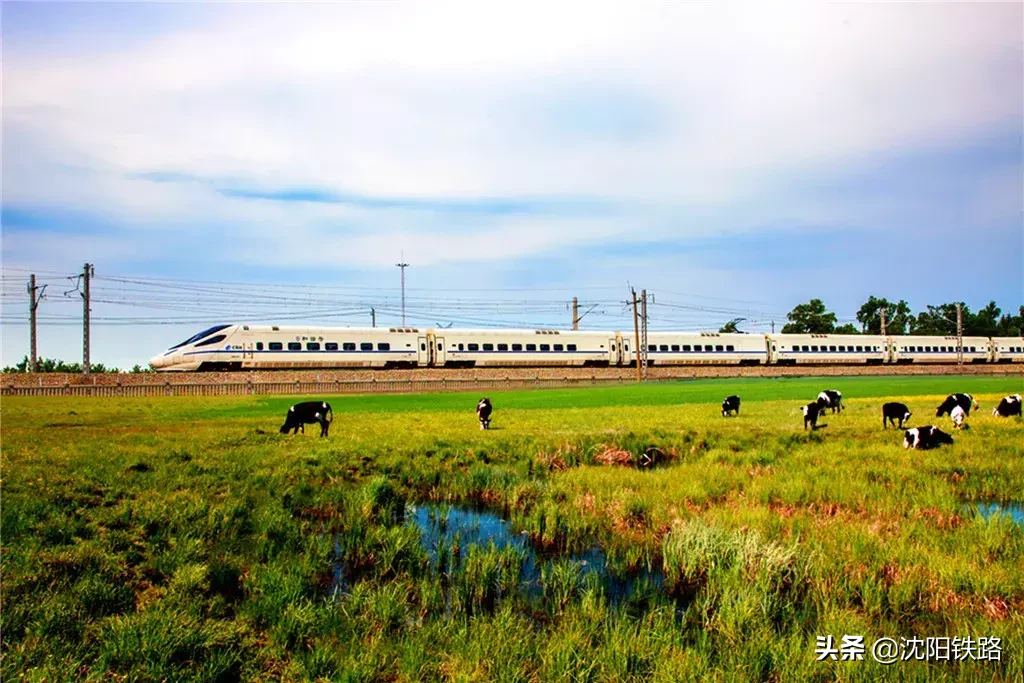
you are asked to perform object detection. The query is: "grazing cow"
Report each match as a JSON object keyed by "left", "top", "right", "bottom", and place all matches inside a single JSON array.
[
  {"left": 802, "top": 402, "right": 822, "bottom": 430},
  {"left": 280, "top": 401, "right": 333, "bottom": 438},
  {"left": 993, "top": 394, "right": 1022, "bottom": 418},
  {"left": 721, "top": 395, "right": 741, "bottom": 417},
  {"left": 882, "top": 402, "right": 912, "bottom": 430},
  {"left": 936, "top": 393, "right": 978, "bottom": 418},
  {"left": 950, "top": 405, "right": 969, "bottom": 431},
  {"left": 903, "top": 425, "right": 954, "bottom": 450},
  {"left": 816, "top": 390, "right": 844, "bottom": 414},
  {"left": 476, "top": 398, "right": 493, "bottom": 430}
]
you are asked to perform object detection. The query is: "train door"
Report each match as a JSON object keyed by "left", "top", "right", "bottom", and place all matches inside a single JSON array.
[
  {"left": 417, "top": 336, "right": 430, "bottom": 366},
  {"left": 435, "top": 337, "right": 446, "bottom": 366},
  {"left": 608, "top": 337, "right": 618, "bottom": 364}
]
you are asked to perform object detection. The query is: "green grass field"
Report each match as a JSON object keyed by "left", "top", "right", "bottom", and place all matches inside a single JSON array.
[{"left": 2, "top": 376, "right": 1022, "bottom": 681}]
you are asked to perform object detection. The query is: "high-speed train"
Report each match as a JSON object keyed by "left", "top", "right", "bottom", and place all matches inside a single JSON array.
[{"left": 149, "top": 324, "right": 1024, "bottom": 371}]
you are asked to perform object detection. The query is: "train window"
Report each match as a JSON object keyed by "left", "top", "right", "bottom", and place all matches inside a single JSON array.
[
  {"left": 306, "top": 342, "right": 321, "bottom": 351},
  {"left": 704, "top": 345, "right": 714, "bottom": 352},
  {"left": 458, "top": 343, "right": 464, "bottom": 351},
  {"left": 343, "top": 342, "right": 356, "bottom": 351},
  {"left": 554, "top": 344, "right": 564, "bottom": 351},
  {"left": 269, "top": 342, "right": 283, "bottom": 351},
  {"left": 811, "top": 346, "right": 818, "bottom": 352},
  {"left": 623, "top": 344, "right": 628, "bottom": 351},
  {"left": 378, "top": 343, "right": 390, "bottom": 351},
  {"left": 526, "top": 344, "right": 537, "bottom": 351},
  {"left": 513, "top": 343, "right": 523, "bottom": 351},
  {"left": 467, "top": 343, "right": 479, "bottom": 351},
  {"left": 659, "top": 345, "right": 669, "bottom": 352},
  {"left": 326, "top": 342, "right": 339, "bottom": 351},
  {"left": 194, "top": 334, "right": 228, "bottom": 348},
  {"left": 726, "top": 345, "right": 735, "bottom": 352},
  {"left": 671, "top": 345, "right": 680, "bottom": 352},
  {"left": 611, "top": 344, "right": 616, "bottom": 351},
  {"left": 648, "top": 345, "right": 657, "bottom": 352},
  {"left": 540, "top": 344, "right": 550, "bottom": 351},
  {"left": 361, "top": 342, "right": 373, "bottom": 351},
  {"left": 801, "top": 345, "right": 809, "bottom": 352},
  {"left": 288, "top": 342, "right": 301, "bottom": 351},
  {"left": 838, "top": 346, "right": 845, "bottom": 352},
  {"left": 498, "top": 343, "right": 509, "bottom": 351},
  {"left": 925, "top": 346, "right": 932, "bottom": 352},
  {"left": 715, "top": 345, "right": 724, "bottom": 352},
  {"left": 256, "top": 342, "right": 264, "bottom": 351},
  {"left": 420, "top": 343, "right": 426, "bottom": 351},
  {"left": 567, "top": 344, "right": 577, "bottom": 351},
  {"left": 829, "top": 345, "right": 837, "bottom": 352},
  {"left": 682, "top": 345, "right": 691, "bottom": 352},
  {"left": 480, "top": 343, "right": 492, "bottom": 351}
]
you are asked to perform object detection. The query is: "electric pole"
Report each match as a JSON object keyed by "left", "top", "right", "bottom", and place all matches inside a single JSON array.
[
  {"left": 956, "top": 303, "right": 963, "bottom": 367},
  {"left": 631, "top": 288, "right": 642, "bottom": 383},
  {"left": 880, "top": 308, "right": 887, "bottom": 336},
  {"left": 770, "top": 320, "right": 775, "bottom": 334},
  {"left": 572, "top": 296, "right": 579, "bottom": 331},
  {"left": 640, "top": 289, "right": 649, "bottom": 381},
  {"left": 82, "top": 263, "right": 94, "bottom": 376},
  {"left": 371, "top": 308, "right": 376, "bottom": 328},
  {"left": 395, "top": 253, "right": 409, "bottom": 327},
  {"left": 27, "top": 274, "right": 47, "bottom": 373}
]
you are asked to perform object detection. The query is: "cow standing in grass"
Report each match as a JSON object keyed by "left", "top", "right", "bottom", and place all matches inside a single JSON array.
[
  {"left": 936, "top": 393, "right": 978, "bottom": 418},
  {"left": 280, "top": 401, "right": 333, "bottom": 438},
  {"left": 802, "top": 402, "right": 822, "bottom": 430},
  {"left": 993, "top": 394, "right": 1022, "bottom": 418},
  {"left": 721, "top": 395, "right": 740, "bottom": 417},
  {"left": 817, "top": 390, "right": 843, "bottom": 414},
  {"left": 882, "top": 402, "right": 912, "bottom": 430},
  {"left": 904, "top": 426, "right": 954, "bottom": 450},
  {"left": 950, "top": 405, "right": 969, "bottom": 430},
  {"left": 477, "top": 398, "right": 493, "bottom": 430}
]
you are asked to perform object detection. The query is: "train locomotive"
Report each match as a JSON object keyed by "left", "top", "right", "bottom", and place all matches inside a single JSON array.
[{"left": 149, "top": 324, "right": 1024, "bottom": 371}]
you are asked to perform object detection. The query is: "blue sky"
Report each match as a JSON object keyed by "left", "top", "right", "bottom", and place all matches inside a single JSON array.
[{"left": 1, "top": 2, "right": 1022, "bottom": 368}]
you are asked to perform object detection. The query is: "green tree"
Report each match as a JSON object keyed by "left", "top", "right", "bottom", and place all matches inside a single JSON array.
[
  {"left": 718, "top": 319, "right": 742, "bottom": 333},
  {"left": 910, "top": 304, "right": 962, "bottom": 336},
  {"left": 997, "top": 305, "right": 1024, "bottom": 336},
  {"left": 1, "top": 356, "right": 119, "bottom": 374},
  {"left": 856, "top": 296, "right": 912, "bottom": 335},
  {"left": 834, "top": 323, "right": 860, "bottom": 335},
  {"left": 780, "top": 299, "right": 837, "bottom": 334}
]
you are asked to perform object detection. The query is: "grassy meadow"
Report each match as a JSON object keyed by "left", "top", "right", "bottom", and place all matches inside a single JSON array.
[{"left": 2, "top": 375, "right": 1023, "bottom": 681}]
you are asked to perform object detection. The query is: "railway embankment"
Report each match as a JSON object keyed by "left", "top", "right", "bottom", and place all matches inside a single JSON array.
[{"left": 2, "top": 364, "right": 1021, "bottom": 397}]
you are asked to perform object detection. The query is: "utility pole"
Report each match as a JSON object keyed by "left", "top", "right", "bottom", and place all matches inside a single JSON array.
[
  {"left": 27, "top": 274, "right": 47, "bottom": 373},
  {"left": 82, "top": 263, "right": 93, "bottom": 376},
  {"left": 770, "top": 320, "right": 775, "bottom": 334},
  {"left": 880, "top": 308, "right": 887, "bottom": 336},
  {"left": 956, "top": 303, "right": 963, "bottom": 368},
  {"left": 572, "top": 296, "right": 579, "bottom": 331},
  {"left": 395, "top": 252, "right": 409, "bottom": 327},
  {"left": 631, "top": 288, "right": 642, "bottom": 383},
  {"left": 371, "top": 308, "right": 376, "bottom": 328},
  {"left": 640, "top": 289, "right": 649, "bottom": 381}
]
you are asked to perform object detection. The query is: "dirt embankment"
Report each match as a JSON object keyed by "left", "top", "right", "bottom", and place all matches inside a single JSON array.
[{"left": 3, "top": 363, "right": 1021, "bottom": 388}]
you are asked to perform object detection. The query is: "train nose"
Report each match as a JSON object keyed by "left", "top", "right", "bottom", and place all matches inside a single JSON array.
[{"left": 150, "top": 353, "right": 169, "bottom": 369}]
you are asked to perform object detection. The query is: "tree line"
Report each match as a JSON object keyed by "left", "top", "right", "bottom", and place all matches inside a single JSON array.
[
  {"left": 1, "top": 357, "right": 154, "bottom": 374},
  {"left": 720, "top": 297, "right": 1024, "bottom": 336}
]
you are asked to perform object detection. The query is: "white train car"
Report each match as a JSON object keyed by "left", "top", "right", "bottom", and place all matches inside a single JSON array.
[
  {"left": 642, "top": 332, "right": 768, "bottom": 365},
  {"left": 767, "top": 334, "right": 888, "bottom": 365},
  {"left": 890, "top": 336, "right": 990, "bottom": 364},
  {"left": 439, "top": 329, "right": 619, "bottom": 367},
  {"left": 991, "top": 337, "right": 1024, "bottom": 364},
  {"left": 150, "top": 325, "right": 426, "bottom": 371}
]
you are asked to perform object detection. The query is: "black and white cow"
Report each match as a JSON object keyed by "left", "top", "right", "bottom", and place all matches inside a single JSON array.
[
  {"left": 903, "top": 425, "right": 954, "bottom": 450},
  {"left": 882, "top": 402, "right": 912, "bottom": 430},
  {"left": 949, "top": 405, "right": 969, "bottom": 430},
  {"left": 993, "top": 394, "right": 1022, "bottom": 418},
  {"left": 936, "top": 393, "right": 978, "bottom": 418},
  {"left": 721, "top": 395, "right": 741, "bottom": 417},
  {"left": 816, "top": 390, "right": 843, "bottom": 414},
  {"left": 476, "top": 398, "right": 493, "bottom": 430},
  {"left": 802, "top": 402, "right": 822, "bottom": 430},
  {"left": 280, "top": 401, "right": 333, "bottom": 437}
]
